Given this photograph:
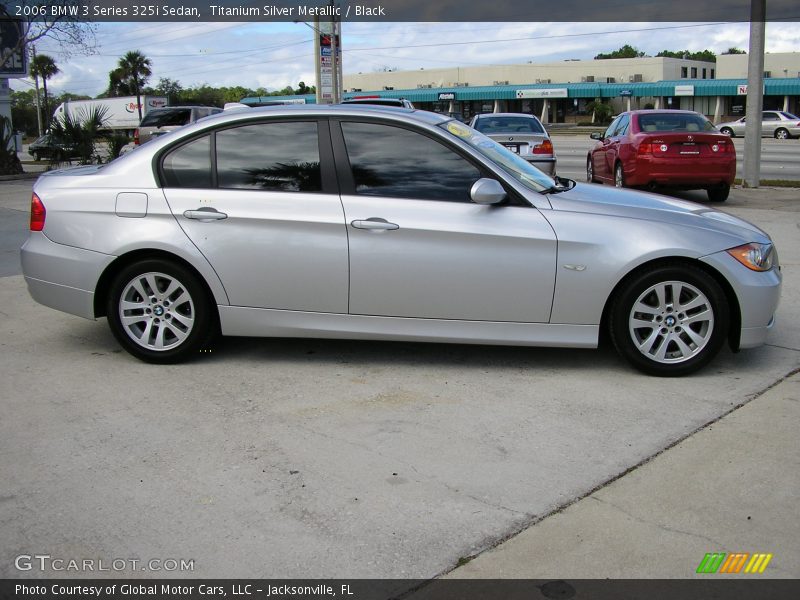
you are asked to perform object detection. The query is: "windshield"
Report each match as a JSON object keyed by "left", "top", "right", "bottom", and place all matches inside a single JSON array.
[
  {"left": 636, "top": 113, "right": 715, "bottom": 133},
  {"left": 437, "top": 120, "right": 553, "bottom": 192},
  {"left": 473, "top": 116, "right": 545, "bottom": 134},
  {"left": 140, "top": 108, "right": 192, "bottom": 127}
]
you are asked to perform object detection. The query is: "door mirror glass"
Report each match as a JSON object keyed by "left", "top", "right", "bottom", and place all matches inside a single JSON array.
[
  {"left": 590, "top": 132, "right": 603, "bottom": 140},
  {"left": 470, "top": 178, "right": 507, "bottom": 205}
]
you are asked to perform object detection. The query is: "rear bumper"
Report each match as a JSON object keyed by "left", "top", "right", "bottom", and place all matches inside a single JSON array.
[
  {"left": 20, "top": 232, "right": 114, "bottom": 320},
  {"left": 627, "top": 156, "right": 735, "bottom": 187},
  {"left": 523, "top": 156, "right": 557, "bottom": 175}
]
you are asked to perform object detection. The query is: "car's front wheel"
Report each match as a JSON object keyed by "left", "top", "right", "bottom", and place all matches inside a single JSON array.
[
  {"left": 586, "top": 156, "right": 598, "bottom": 183},
  {"left": 609, "top": 264, "right": 729, "bottom": 376},
  {"left": 774, "top": 128, "right": 790, "bottom": 140},
  {"left": 614, "top": 162, "right": 626, "bottom": 188},
  {"left": 106, "top": 259, "right": 216, "bottom": 363},
  {"left": 31, "top": 151, "right": 40, "bottom": 161}
]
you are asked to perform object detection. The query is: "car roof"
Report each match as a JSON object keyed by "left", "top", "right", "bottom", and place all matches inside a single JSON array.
[{"left": 627, "top": 109, "right": 705, "bottom": 116}]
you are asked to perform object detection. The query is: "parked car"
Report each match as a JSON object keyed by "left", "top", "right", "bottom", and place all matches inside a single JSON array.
[
  {"left": 717, "top": 111, "right": 800, "bottom": 139},
  {"left": 469, "top": 113, "right": 556, "bottom": 175},
  {"left": 134, "top": 106, "right": 222, "bottom": 145},
  {"left": 587, "top": 110, "right": 735, "bottom": 202},
  {"left": 341, "top": 97, "right": 415, "bottom": 109},
  {"left": 27, "top": 134, "right": 78, "bottom": 162},
  {"left": 22, "top": 106, "right": 781, "bottom": 376}
]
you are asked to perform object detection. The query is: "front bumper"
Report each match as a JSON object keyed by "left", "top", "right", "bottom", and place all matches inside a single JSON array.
[{"left": 20, "top": 232, "right": 115, "bottom": 320}]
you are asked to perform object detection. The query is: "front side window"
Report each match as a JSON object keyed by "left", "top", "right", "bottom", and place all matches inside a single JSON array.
[
  {"left": 161, "top": 135, "right": 212, "bottom": 188},
  {"left": 341, "top": 121, "right": 481, "bottom": 202},
  {"left": 216, "top": 122, "right": 321, "bottom": 192}
]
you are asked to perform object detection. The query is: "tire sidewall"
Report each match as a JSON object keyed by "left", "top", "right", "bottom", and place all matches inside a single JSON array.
[
  {"left": 610, "top": 265, "right": 730, "bottom": 376},
  {"left": 107, "top": 259, "right": 215, "bottom": 363}
]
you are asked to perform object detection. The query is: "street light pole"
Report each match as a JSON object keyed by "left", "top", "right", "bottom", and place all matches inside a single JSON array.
[{"left": 742, "top": 0, "right": 766, "bottom": 188}]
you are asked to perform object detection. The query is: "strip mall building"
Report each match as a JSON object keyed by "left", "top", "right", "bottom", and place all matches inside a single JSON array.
[{"left": 247, "top": 52, "right": 800, "bottom": 124}]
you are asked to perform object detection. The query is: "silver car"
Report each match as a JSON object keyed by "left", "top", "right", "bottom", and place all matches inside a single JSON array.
[
  {"left": 21, "top": 106, "right": 781, "bottom": 376},
  {"left": 469, "top": 113, "right": 556, "bottom": 175},
  {"left": 717, "top": 111, "right": 800, "bottom": 139}
]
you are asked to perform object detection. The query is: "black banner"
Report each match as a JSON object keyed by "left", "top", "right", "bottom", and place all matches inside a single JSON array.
[
  {"left": 3, "top": 580, "right": 800, "bottom": 600},
  {"left": 1, "top": 0, "right": 799, "bottom": 22}
]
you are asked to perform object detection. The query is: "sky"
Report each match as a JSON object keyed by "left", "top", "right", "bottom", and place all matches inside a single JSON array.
[{"left": 11, "top": 21, "right": 800, "bottom": 98}]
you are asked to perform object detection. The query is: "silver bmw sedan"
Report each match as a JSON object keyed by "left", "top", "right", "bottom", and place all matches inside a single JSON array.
[{"left": 21, "top": 105, "right": 781, "bottom": 376}]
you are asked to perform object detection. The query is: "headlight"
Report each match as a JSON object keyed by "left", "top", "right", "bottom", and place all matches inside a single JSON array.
[{"left": 727, "top": 243, "right": 776, "bottom": 271}]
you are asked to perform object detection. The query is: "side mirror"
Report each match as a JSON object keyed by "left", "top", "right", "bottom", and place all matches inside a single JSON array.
[
  {"left": 590, "top": 132, "right": 603, "bottom": 140},
  {"left": 470, "top": 178, "right": 507, "bottom": 205}
]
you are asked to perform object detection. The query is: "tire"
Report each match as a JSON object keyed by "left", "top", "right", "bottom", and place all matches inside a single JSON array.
[
  {"left": 586, "top": 156, "right": 597, "bottom": 183},
  {"left": 707, "top": 184, "right": 730, "bottom": 203},
  {"left": 614, "top": 162, "right": 626, "bottom": 188},
  {"left": 609, "top": 264, "right": 729, "bottom": 376},
  {"left": 720, "top": 127, "right": 734, "bottom": 137},
  {"left": 774, "top": 128, "right": 790, "bottom": 140},
  {"left": 106, "top": 259, "right": 217, "bottom": 364},
  {"left": 31, "top": 151, "right": 40, "bottom": 162}
]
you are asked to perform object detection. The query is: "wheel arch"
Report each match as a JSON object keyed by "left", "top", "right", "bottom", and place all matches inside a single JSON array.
[
  {"left": 600, "top": 256, "right": 742, "bottom": 352},
  {"left": 93, "top": 249, "right": 221, "bottom": 323}
]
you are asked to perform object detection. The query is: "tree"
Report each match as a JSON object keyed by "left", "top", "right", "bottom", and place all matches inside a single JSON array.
[
  {"left": 29, "top": 54, "right": 60, "bottom": 129},
  {"left": 722, "top": 47, "right": 746, "bottom": 55},
  {"left": 154, "top": 77, "right": 183, "bottom": 104},
  {"left": 586, "top": 100, "right": 613, "bottom": 125},
  {"left": 594, "top": 45, "right": 646, "bottom": 60},
  {"left": 115, "top": 51, "right": 152, "bottom": 121},
  {"left": 50, "top": 106, "right": 109, "bottom": 165},
  {"left": 656, "top": 49, "right": 717, "bottom": 62},
  {"left": 0, "top": 3, "right": 97, "bottom": 62}
]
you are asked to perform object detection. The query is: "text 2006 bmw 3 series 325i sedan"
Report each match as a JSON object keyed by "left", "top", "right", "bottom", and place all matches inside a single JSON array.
[{"left": 21, "top": 105, "right": 781, "bottom": 376}]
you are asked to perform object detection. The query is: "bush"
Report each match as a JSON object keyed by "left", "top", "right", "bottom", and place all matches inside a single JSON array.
[{"left": 0, "top": 116, "right": 23, "bottom": 175}]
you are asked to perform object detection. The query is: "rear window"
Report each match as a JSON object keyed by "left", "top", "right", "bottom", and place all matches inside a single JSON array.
[
  {"left": 343, "top": 99, "right": 405, "bottom": 107},
  {"left": 140, "top": 108, "right": 192, "bottom": 127},
  {"left": 780, "top": 112, "right": 799, "bottom": 120},
  {"left": 636, "top": 113, "right": 715, "bottom": 133},
  {"left": 473, "top": 117, "right": 545, "bottom": 135}
]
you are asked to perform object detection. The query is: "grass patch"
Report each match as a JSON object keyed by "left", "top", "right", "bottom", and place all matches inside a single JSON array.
[{"left": 735, "top": 178, "right": 800, "bottom": 188}]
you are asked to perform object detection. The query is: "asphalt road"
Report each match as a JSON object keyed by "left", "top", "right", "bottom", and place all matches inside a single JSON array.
[
  {"left": 552, "top": 135, "right": 800, "bottom": 182},
  {"left": 1, "top": 178, "right": 798, "bottom": 579}
]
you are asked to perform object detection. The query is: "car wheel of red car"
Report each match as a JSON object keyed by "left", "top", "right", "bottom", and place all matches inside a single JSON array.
[
  {"left": 707, "top": 184, "right": 730, "bottom": 203},
  {"left": 614, "top": 163, "right": 626, "bottom": 188},
  {"left": 586, "top": 157, "right": 598, "bottom": 183}
]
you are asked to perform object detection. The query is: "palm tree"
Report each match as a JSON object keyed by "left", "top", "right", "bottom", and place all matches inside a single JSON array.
[
  {"left": 116, "top": 51, "right": 152, "bottom": 121},
  {"left": 30, "top": 54, "right": 60, "bottom": 129}
]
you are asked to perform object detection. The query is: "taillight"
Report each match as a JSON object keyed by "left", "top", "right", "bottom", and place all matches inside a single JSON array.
[
  {"left": 711, "top": 141, "right": 732, "bottom": 153},
  {"left": 134, "top": 128, "right": 140, "bottom": 145},
  {"left": 532, "top": 139, "right": 554, "bottom": 155},
  {"left": 30, "top": 193, "right": 46, "bottom": 231},
  {"left": 638, "top": 142, "right": 669, "bottom": 155}
]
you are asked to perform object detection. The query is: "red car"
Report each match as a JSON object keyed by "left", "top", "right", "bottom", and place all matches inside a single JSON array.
[{"left": 587, "top": 110, "right": 736, "bottom": 202}]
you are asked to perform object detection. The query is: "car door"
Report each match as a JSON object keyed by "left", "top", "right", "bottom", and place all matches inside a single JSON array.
[
  {"left": 161, "top": 119, "right": 349, "bottom": 313},
  {"left": 332, "top": 119, "right": 557, "bottom": 323},
  {"left": 761, "top": 111, "right": 780, "bottom": 136},
  {"left": 592, "top": 115, "right": 621, "bottom": 182}
]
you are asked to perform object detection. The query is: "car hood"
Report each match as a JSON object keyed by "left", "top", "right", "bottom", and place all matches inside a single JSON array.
[{"left": 547, "top": 183, "right": 771, "bottom": 244}]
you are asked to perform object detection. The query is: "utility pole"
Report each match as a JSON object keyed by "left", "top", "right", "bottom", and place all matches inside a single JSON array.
[
  {"left": 31, "top": 44, "right": 43, "bottom": 136},
  {"left": 742, "top": 0, "right": 766, "bottom": 188}
]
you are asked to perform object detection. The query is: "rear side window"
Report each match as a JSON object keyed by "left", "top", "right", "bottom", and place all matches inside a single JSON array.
[
  {"left": 341, "top": 121, "right": 481, "bottom": 202},
  {"left": 216, "top": 122, "right": 321, "bottom": 191},
  {"left": 141, "top": 108, "right": 192, "bottom": 127},
  {"left": 161, "top": 135, "right": 211, "bottom": 188},
  {"left": 636, "top": 113, "right": 715, "bottom": 133}
]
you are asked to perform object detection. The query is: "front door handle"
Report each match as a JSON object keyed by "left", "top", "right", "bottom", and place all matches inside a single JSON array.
[
  {"left": 183, "top": 207, "right": 228, "bottom": 221},
  {"left": 351, "top": 218, "right": 399, "bottom": 231}
]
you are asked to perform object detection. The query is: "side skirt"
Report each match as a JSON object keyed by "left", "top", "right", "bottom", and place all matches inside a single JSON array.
[{"left": 219, "top": 306, "right": 599, "bottom": 348}]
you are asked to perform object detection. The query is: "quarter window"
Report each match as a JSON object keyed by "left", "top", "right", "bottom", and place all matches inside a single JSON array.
[
  {"left": 341, "top": 122, "right": 481, "bottom": 202},
  {"left": 161, "top": 135, "right": 212, "bottom": 188},
  {"left": 216, "top": 122, "right": 321, "bottom": 192}
]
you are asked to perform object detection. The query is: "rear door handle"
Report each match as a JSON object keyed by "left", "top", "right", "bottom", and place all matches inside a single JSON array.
[
  {"left": 351, "top": 218, "right": 399, "bottom": 231},
  {"left": 183, "top": 208, "right": 228, "bottom": 221}
]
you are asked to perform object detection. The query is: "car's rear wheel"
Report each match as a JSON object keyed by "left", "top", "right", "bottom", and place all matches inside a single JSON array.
[
  {"left": 586, "top": 157, "right": 597, "bottom": 183},
  {"left": 31, "top": 151, "right": 40, "bottom": 161},
  {"left": 107, "top": 259, "right": 216, "bottom": 363},
  {"left": 614, "top": 163, "right": 626, "bottom": 188},
  {"left": 707, "top": 184, "right": 730, "bottom": 203},
  {"left": 774, "top": 128, "right": 790, "bottom": 140},
  {"left": 720, "top": 127, "right": 734, "bottom": 137},
  {"left": 609, "top": 264, "right": 729, "bottom": 376}
]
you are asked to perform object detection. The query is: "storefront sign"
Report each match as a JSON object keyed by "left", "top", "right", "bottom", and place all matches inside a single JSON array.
[
  {"left": 737, "top": 85, "right": 748, "bottom": 95},
  {"left": 438, "top": 92, "right": 456, "bottom": 101},
  {"left": 674, "top": 85, "right": 695, "bottom": 96},
  {"left": 516, "top": 88, "right": 568, "bottom": 99}
]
